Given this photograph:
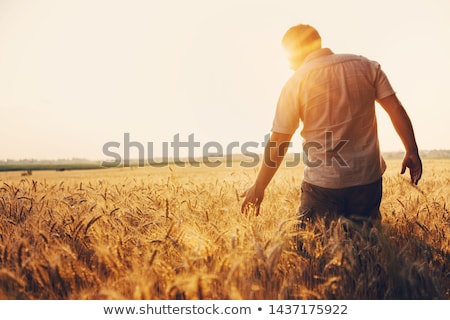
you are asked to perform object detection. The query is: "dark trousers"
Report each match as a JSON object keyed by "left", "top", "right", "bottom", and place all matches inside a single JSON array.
[{"left": 298, "top": 178, "right": 383, "bottom": 226}]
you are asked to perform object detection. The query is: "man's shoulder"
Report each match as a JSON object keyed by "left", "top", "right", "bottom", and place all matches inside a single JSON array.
[
  {"left": 289, "top": 52, "right": 379, "bottom": 85},
  {"left": 306, "top": 52, "right": 380, "bottom": 74},
  {"left": 332, "top": 53, "right": 374, "bottom": 64}
]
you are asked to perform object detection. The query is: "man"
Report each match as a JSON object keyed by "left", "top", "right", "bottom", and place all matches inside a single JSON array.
[{"left": 241, "top": 24, "right": 422, "bottom": 224}]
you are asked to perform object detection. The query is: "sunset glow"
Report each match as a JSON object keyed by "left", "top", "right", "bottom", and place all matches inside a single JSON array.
[{"left": 0, "top": 0, "right": 449, "bottom": 160}]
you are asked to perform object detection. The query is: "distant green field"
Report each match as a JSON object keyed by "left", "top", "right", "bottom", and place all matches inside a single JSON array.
[
  {"left": 0, "top": 162, "right": 104, "bottom": 172},
  {"left": 1, "top": 150, "right": 448, "bottom": 173}
]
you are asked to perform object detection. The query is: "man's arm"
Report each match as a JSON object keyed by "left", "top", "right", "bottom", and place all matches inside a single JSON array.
[
  {"left": 241, "top": 131, "right": 293, "bottom": 215},
  {"left": 377, "top": 94, "right": 422, "bottom": 184}
]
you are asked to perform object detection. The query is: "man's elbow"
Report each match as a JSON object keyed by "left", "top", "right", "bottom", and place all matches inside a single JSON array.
[{"left": 378, "top": 94, "right": 402, "bottom": 112}]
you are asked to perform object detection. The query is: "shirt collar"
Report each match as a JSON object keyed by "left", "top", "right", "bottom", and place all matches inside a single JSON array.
[{"left": 303, "top": 48, "right": 334, "bottom": 64}]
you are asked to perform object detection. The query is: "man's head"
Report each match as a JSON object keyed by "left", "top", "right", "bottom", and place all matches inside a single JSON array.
[{"left": 282, "top": 24, "right": 322, "bottom": 70}]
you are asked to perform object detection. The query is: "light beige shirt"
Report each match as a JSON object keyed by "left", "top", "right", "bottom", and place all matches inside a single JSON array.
[{"left": 272, "top": 48, "right": 396, "bottom": 188}]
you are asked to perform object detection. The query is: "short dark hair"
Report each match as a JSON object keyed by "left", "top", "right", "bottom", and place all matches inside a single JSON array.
[{"left": 281, "top": 24, "right": 321, "bottom": 51}]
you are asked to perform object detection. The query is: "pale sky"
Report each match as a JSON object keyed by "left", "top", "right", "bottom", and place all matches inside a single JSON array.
[{"left": 1, "top": 0, "right": 449, "bottom": 160}]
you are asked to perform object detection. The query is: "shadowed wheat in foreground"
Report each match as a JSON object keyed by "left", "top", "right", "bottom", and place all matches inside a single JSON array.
[{"left": 0, "top": 159, "right": 449, "bottom": 299}]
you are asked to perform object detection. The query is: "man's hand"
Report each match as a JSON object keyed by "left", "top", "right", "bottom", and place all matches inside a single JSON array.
[
  {"left": 401, "top": 152, "right": 422, "bottom": 185},
  {"left": 240, "top": 184, "right": 264, "bottom": 216},
  {"left": 378, "top": 94, "right": 422, "bottom": 185},
  {"left": 240, "top": 131, "right": 292, "bottom": 216}
]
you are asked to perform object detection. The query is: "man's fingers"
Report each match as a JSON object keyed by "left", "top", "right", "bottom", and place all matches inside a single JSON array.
[
  {"left": 241, "top": 197, "right": 261, "bottom": 215},
  {"left": 242, "top": 203, "right": 260, "bottom": 216},
  {"left": 241, "top": 199, "right": 248, "bottom": 213},
  {"left": 241, "top": 202, "right": 257, "bottom": 215},
  {"left": 400, "top": 161, "right": 407, "bottom": 175},
  {"left": 401, "top": 154, "right": 422, "bottom": 185},
  {"left": 411, "top": 169, "right": 422, "bottom": 185},
  {"left": 408, "top": 169, "right": 418, "bottom": 184},
  {"left": 240, "top": 186, "right": 263, "bottom": 215}
]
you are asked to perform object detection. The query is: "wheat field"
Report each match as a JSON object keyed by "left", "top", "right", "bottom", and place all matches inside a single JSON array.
[{"left": 0, "top": 159, "right": 448, "bottom": 299}]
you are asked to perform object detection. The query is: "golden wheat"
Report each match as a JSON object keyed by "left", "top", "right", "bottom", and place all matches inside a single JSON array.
[{"left": 0, "top": 159, "right": 448, "bottom": 299}]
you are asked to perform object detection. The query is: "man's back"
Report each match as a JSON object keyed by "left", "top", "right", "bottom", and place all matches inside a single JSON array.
[{"left": 272, "top": 48, "right": 396, "bottom": 188}]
